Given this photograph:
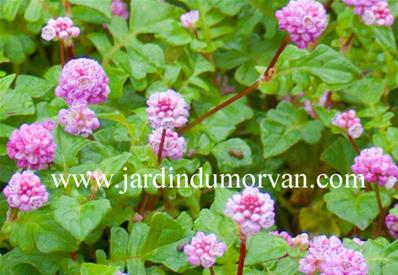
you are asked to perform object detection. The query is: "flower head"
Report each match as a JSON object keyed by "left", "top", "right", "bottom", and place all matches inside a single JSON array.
[
  {"left": 332, "top": 110, "right": 363, "bottom": 139},
  {"left": 146, "top": 90, "right": 190, "bottom": 129},
  {"left": 180, "top": 10, "right": 199, "bottom": 29},
  {"left": 183, "top": 232, "right": 226, "bottom": 268},
  {"left": 3, "top": 171, "right": 49, "bottom": 212},
  {"left": 112, "top": 0, "right": 129, "bottom": 20},
  {"left": 386, "top": 204, "right": 398, "bottom": 239},
  {"left": 352, "top": 147, "right": 398, "bottom": 188},
  {"left": 299, "top": 236, "right": 367, "bottom": 275},
  {"left": 41, "top": 17, "right": 80, "bottom": 41},
  {"left": 148, "top": 128, "right": 186, "bottom": 160},
  {"left": 224, "top": 187, "right": 275, "bottom": 237},
  {"left": 55, "top": 58, "right": 110, "bottom": 105},
  {"left": 362, "top": 1, "right": 394, "bottom": 26},
  {"left": 7, "top": 121, "right": 56, "bottom": 170},
  {"left": 58, "top": 104, "right": 100, "bottom": 137},
  {"left": 275, "top": 0, "right": 327, "bottom": 48}
]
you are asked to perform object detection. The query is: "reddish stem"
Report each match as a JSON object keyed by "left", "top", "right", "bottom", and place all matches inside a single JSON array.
[
  {"left": 138, "top": 192, "right": 150, "bottom": 215},
  {"left": 209, "top": 266, "right": 216, "bottom": 275},
  {"left": 180, "top": 36, "right": 290, "bottom": 133},
  {"left": 237, "top": 236, "right": 246, "bottom": 275},
  {"left": 67, "top": 45, "right": 75, "bottom": 60},
  {"left": 324, "top": 0, "right": 334, "bottom": 12},
  {"left": 157, "top": 128, "right": 167, "bottom": 164},
  {"left": 347, "top": 135, "right": 360, "bottom": 154},
  {"left": 6, "top": 208, "right": 18, "bottom": 223},
  {"left": 374, "top": 184, "right": 385, "bottom": 236},
  {"left": 70, "top": 252, "right": 77, "bottom": 261},
  {"left": 341, "top": 33, "right": 355, "bottom": 54},
  {"left": 60, "top": 40, "right": 65, "bottom": 66},
  {"left": 64, "top": 0, "right": 72, "bottom": 17}
]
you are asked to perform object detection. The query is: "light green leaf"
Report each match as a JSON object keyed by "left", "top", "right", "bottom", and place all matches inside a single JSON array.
[
  {"left": 321, "top": 138, "right": 356, "bottom": 173},
  {"left": 324, "top": 188, "right": 390, "bottom": 230},
  {"left": 69, "top": 0, "right": 112, "bottom": 18},
  {"left": 211, "top": 138, "right": 252, "bottom": 172},
  {"left": 245, "top": 232, "right": 289, "bottom": 265},
  {"left": 53, "top": 196, "right": 111, "bottom": 241},
  {"left": 80, "top": 263, "right": 119, "bottom": 275}
]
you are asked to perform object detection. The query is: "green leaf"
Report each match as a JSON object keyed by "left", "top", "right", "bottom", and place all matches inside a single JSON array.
[
  {"left": 0, "top": 74, "right": 15, "bottom": 92},
  {"left": 53, "top": 196, "right": 111, "bottom": 241},
  {"left": 373, "top": 127, "right": 398, "bottom": 160},
  {"left": 69, "top": 0, "right": 112, "bottom": 18},
  {"left": 15, "top": 74, "right": 54, "bottom": 98},
  {"left": 104, "top": 65, "right": 128, "bottom": 99},
  {"left": 7, "top": 211, "right": 78, "bottom": 253},
  {"left": 341, "top": 78, "right": 385, "bottom": 106},
  {"left": 1, "top": 0, "right": 22, "bottom": 21},
  {"left": 24, "top": 0, "right": 43, "bottom": 22},
  {"left": 80, "top": 263, "right": 119, "bottom": 275},
  {"left": 324, "top": 188, "right": 390, "bottom": 230},
  {"left": 100, "top": 152, "right": 131, "bottom": 175},
  {"left": 321, "top": 138, "right": 356, "bottom": 173},
  {"left": 245, "top": 232, "right": 289, "bottom": 265},
  {"left": 211, "top": 138, "right": 253, "bottom": 172},
  {"left": 54, "top": 127, "right": 91, "bottom": 168},
  {"left": 0, "top": 89, "right": 34, "bottom": 121},
  {"left": 260, "top": 102, "right": 321, "bottom": 158}
]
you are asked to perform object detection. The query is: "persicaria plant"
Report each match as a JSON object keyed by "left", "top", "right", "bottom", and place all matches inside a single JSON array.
[{"left": 0, "top": 0, "right": 398, "bottom": 274}]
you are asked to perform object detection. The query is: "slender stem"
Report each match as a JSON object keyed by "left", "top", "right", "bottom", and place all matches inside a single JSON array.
[
  {"left": 6, "top": 208, "right": 18, "bottom": 223},
  {"left": 180, "top": 36, "right": 290, "bottom": 133},
  {"left": 237, "top": 236, "right": 246, "bottom": 275},
  {"left": 138, "top": 192, "right": 150, "bottom": 215},
  {"left": 157, "top": 128, "right": 167, "bottom": 164},
  {"left": 147, "top": 194, "right": 158, "bottom": 211},
  {"left": 341, "top": 33, "right": 355, "bottom": 54},
  {"left": 347, "top": 135, "right": 360, "bottom": 154},
  {"left": 374, "top": 184, "right": 385, "bottom": 236},
  {"left": 262, "top": 36, "right": 291, "bottom": 81},
  {"left": 209, "top": 266, "right": 216, "bottom": 275},
  {"left": 60, "top": 40, "right": 65, "bottom": 66},
  {"left": 67, "top": 45, "right": 75, "bottom": 60},
  {"left": 63, "top": 0, "right": 72, "bottom": 17},
  {"left": 324, "top": 0, "right": 334, "bottom": 12}
]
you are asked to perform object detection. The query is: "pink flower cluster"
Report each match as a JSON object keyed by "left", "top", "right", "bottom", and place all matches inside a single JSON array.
[
  {"left": 386, "top": 204, "right": 398, "bottom": 239},
  {"left": 275, "top": 0, "right": 327, "bottom": 48},
  {"left": 112, "top": 0, "right": 129, "bottom": 20},
  {"left": 343, "top": 0, "right": 394, "bottom": 26},
  {"left": 146, "top": 90, "right": 189, "bottom": 160},
  {"left": 183, "top": 232, "right": 226, "bottom": 268},
  {"left": 180, "top": 10, "right": 199, "bottom": 29},
  {"left": 146, "top": 90, "right": 190, "bottom": 129},
  {"left": 3, "top": 171, "right": 49, "bottom": 212},
  {"left": 332, "top": 110, "right": 364, "bottom": 139},
  {"left": 58, "top": 104, "right": 100, "bottom": 137},
  {"left": 272, "top": 231, "right": 309, "bottom": 250},
  {"left": 299, "top": 236, "right": 368, "bottom": 275},
  {"left": 224, "top": 187, "right": 275, "bottom": 237},
  {"left": 55, "top": 58, "right": 110, "bottom": 105},
  {"left": 352, "top": 147, "right": 398, "bottom": 188},
  {"left": 7, "top": 121, "right": 56, "bottom": 170},
  {"left": 148, "top": 128, "right": 186, "bottom": 160},
  {"left": 41, "top": 17, "right": 80, "bottom": 41}
]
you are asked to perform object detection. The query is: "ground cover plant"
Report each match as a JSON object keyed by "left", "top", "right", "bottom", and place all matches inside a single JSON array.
[{"left": 1, "top": 0, "right": 398, "bottom": 274}]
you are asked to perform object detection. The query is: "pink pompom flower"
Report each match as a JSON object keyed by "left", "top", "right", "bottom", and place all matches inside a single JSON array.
[
  {"left": 386, "top": 204, "right": 398, "bottom": 239},
  {"left": 183, "top": 232, "right": 226, "bottom": 268},
  {"left": 275, "top": 0, "right": 328, "bottom": 49},
  {"left": 299, "top": 236, "right": 367, "bottom": 275},
  {"left": 180, "top": 10, "right": 199, "bottom": 29},
  {"left": 352, "top": 147, "right": 398, "bottom": 188},
  {"left": 224, "top": 187, "right": 275, "bottom": 237},
  {"left": 112, "top": 0, "right": 129, "bottom": 20},
  {"left": 41, "top": 17, "right": 80, "bottom": 41},
  {"left": 58, "top": 104, "right": 100, "bottom": 137},
  {"left": 7, "top": 121, "right": 56, "bottom": 170},
  {"left": 3, "top": 171, "right": 49, "bottom": 212},
  {"left": 146, "top": 90, "right": 190, "bottom": 129},
  {"left": 148, "top": 128, "right": 186, "bottom": 160},
  {"left": 332, "top": 110, "right": 364, "bottom": 139},
  {"left": 55, "top": 58, "right": 110, "bottom": 105},
  {"left": 362, "top": 1, "right": 394, "bottom": 26}
]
